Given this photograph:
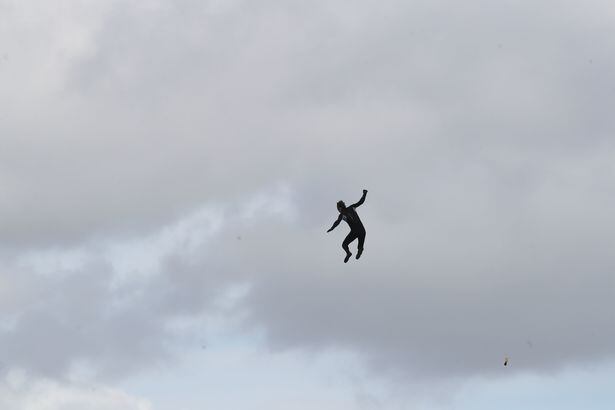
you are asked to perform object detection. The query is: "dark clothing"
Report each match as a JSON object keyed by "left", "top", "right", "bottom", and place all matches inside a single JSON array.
[
  {"left": 340, "top": 206, "right": 365, "bottom": 232},
  {"left": 339, "top": 205, "right": 366, "bottom": 252},
  {"left": 343, "top": 228, "right": 366, "bottom": 251},
  {"left": 327, "top": 191, "right": 368, "bottom": 261}
]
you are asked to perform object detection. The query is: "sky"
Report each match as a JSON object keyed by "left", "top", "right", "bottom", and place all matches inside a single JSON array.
[{"left": 1, "top": 0, "right": 615, "bottom": 408}]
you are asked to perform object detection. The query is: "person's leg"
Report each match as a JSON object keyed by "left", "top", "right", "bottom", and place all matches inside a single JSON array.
[
  {"left": 342, "top": 232, "right": 358, "bottom": 263},
  {"left": 356, "top": 230, "right": 366, "bottom": 259}
]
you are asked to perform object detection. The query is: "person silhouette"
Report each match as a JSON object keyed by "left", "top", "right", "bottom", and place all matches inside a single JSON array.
[{"left": 327, "top": 189, "right": 368, "bottom": 263}]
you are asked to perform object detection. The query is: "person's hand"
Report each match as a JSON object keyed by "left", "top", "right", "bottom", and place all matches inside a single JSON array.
[{"left": 363, "top": 189, "right": 368, "bottom": 194}]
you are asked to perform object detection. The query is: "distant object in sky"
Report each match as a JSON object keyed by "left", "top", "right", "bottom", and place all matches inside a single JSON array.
[
  {"left": 327, "top": 189, "right": 368, "bottom": 263},
  {"left": 504, "top": 357, "right": 509, "bottom": 366}
]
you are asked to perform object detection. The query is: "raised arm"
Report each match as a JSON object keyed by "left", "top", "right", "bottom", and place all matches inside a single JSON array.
[
  {"left": 350, "top": 189, "right": 368, "bottom": 208},
  {"left": 327, "top": 214, "right": 343, "bottom": 232}
]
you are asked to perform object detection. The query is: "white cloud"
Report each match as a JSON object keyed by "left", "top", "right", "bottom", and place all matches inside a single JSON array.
[{"left": 0, "top": 368, "right": 150, "bottom": 410}]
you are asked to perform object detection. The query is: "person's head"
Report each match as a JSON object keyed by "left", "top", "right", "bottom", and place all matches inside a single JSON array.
[{"left": 337, "top": 201, "right": 346, "bottom": 212}]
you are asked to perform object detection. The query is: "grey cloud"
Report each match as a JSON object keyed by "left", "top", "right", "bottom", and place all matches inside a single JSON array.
[
  {"left": 0, "top": 207, "right": 241, "bottom": 378},
  {"left": 239, "top": 157, "right": 615, "bottom": 379},
  {"left": 2, "top": 0, "right": 615, "bottom": 387}
]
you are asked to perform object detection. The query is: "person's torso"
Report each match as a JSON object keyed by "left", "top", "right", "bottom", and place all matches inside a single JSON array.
[{"left": 342, "top": 207, "right": 364, "bottom": 230}]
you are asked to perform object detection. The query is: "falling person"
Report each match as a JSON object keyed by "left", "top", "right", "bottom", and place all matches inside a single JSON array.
[{"left": 327, "top": 189, "right": 368, "bottom": 263}]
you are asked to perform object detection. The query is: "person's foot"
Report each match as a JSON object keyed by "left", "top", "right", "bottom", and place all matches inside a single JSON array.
[
  {"left": 356, "top": 248, "right": 363, "bottom": 259},
  {"left": 344, "top": 252, "right": 352, "bottom": 263}
]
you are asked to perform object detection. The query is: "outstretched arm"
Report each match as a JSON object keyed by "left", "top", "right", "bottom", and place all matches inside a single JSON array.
[
  {"left": 327, "top": 214, "right": 343, "bottom": 232},
  {"left": 351, "top": 189, "right": 368, "bottom": 208}
]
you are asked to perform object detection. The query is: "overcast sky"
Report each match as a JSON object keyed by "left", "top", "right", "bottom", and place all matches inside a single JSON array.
[{"left": 2, "top": 0, "right": 615, "bottom": 408}]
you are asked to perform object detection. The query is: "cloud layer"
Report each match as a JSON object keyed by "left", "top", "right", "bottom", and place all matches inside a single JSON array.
[{"left": 2, "top": 0, "right": 615, "bottom": 391}]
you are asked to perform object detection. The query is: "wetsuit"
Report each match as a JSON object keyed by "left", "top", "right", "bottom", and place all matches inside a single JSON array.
[
  {"left": 340, "top": 206, "right": 366, "bottom": 253},
  {"left": 327, "top": 190, "right": 367, "bottom": 262}
]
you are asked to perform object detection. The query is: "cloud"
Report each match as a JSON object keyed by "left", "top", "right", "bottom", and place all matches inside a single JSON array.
[
  {"left": 1, "top": 0, "right": 615, "bottom": 392},
  {"left": 0, "top": 203, "right": 236, "bottom": 378},
  {"left": 0, "top": 368, "right": 150, "bottom": 410}
]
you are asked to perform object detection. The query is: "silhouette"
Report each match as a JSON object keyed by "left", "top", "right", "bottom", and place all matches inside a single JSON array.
[{"left": 327, "top": 189, "right": 368, "bottom": 263}]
